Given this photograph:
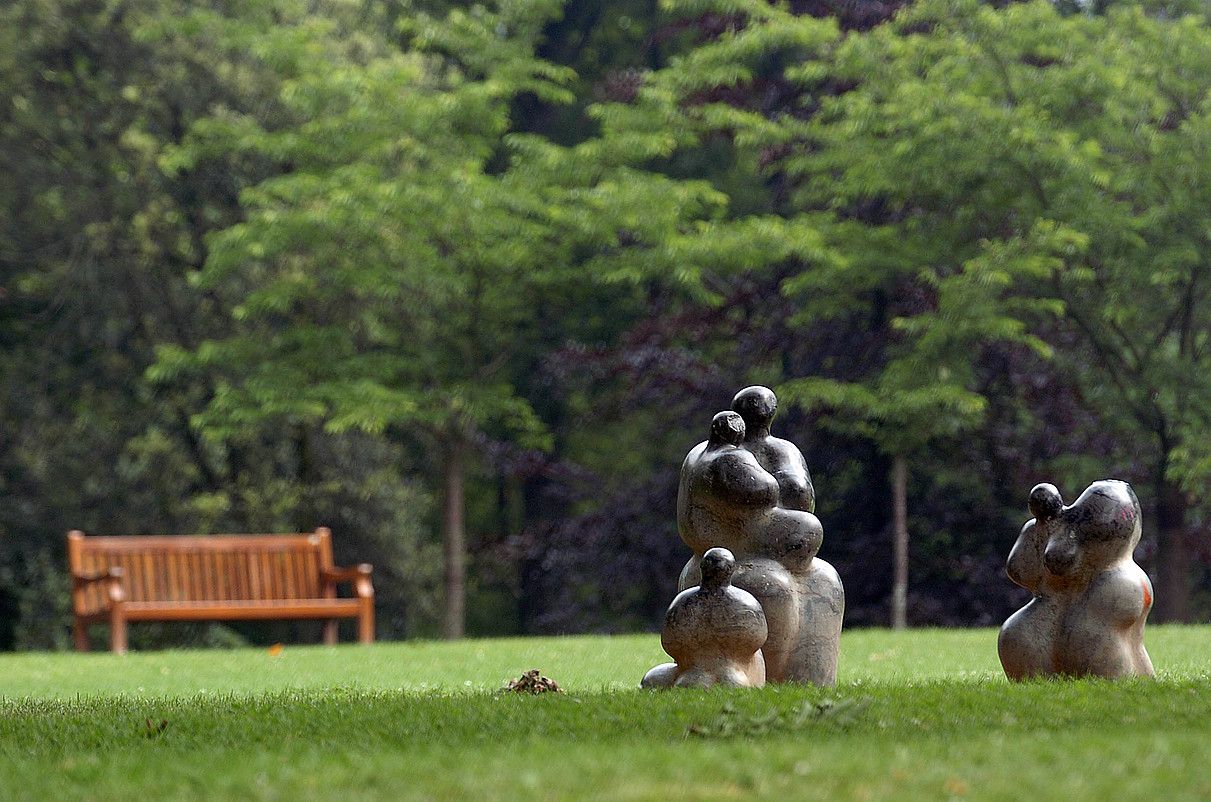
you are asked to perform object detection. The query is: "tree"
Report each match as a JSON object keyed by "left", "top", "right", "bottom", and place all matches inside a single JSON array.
[
  {"left": 152, "top": 1, "right": 562, "bottom": 638},
  {"left": 563, "top": 0, "right": 1059, "bottom": 626},
  {"left": 778, "top": 226, "right": 1068, "bottom": 627},
  {"left": 780, "top": 0, "right": 1211, "bottom": 619},
  {"left": 151, "top": 0, "right": 738, "bottom": 638},
  {"left": 0, "top": 0, "right": 287, "bottom": 645},
  {"left": 558, "top": 0, "right": 1211, "bottom": 623}
]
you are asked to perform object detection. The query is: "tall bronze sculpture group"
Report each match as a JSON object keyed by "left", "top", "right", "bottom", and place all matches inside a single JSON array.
[{"left": 642, "top": 386, "right": 1155, "bottom": 688}]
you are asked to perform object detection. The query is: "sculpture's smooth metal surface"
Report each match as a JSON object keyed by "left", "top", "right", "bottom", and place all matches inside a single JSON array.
[
  {"left": 642, "top": 547, "right": 767, "bottom": 688},
  {"left": 998, "top": 480, "right": 1155, "bottom": 680},
  {"left": 671, "top": 387, "right": 844, "bottom": 685}
]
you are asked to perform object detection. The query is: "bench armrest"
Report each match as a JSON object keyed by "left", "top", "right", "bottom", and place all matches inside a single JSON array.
[
  {"left": 72, "top": 567, "right": 126, "bottom": 604},
  {"left": 320, "top": 564, "right": 374, "bottom": 599},
  {"left": 320, "top": 564, "right": 372, "bottom": 582}
]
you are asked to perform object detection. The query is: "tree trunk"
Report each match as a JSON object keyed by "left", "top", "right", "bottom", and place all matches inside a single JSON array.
[
  {"left": 891, "top": 454, "right": 909, "bottom": 631},
  {"left": 442, "top": 439, "right": 466, "bottom": 639},
  {"left": 501, "top": 474, "right": 537, "bottom": 634},
  {"left": 1155, "top": 472, "right": 1191, "bottom": 623}
]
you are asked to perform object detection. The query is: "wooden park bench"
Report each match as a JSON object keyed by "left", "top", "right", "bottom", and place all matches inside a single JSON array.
[{"left": 67, "top": 527, "right": 374, "bottom": 654}]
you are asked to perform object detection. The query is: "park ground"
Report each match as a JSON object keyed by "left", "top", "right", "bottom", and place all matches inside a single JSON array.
[{"left": 1, "top": 626, "right": 1208, "bottom": 800}]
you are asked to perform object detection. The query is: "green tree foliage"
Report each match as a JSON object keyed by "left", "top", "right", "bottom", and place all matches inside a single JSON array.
[
  {"left": 566, "top": 0, "right": 1058, "bottom": 624},
  {"left": 7, "top": 0, "right": 1211, "bottom": 647},
  {"left": 794, "top": 0, "right": 1211, "bottom": 620},
  {"left": 575, "top": 0, "right": 1211, "bottom": 621},
  {"left": 0, "top": 0, "right": 437, "bottom": 645},
  {"left": 150, "top": 0, "right": 738, "bottom": 638},
  {"left": 0, "top": 0, "right": 262, "bottom": 645}
]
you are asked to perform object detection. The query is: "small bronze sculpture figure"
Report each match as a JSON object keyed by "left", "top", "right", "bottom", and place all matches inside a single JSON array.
[
  {"left": 641, "top": 547, "right": 767, "bottom": 689},
  {"left": 998, "top": 480, "right": 1155, "bottom": 680},
  {"left": 674, "top": 387, "right": 843, "bottom": 685},
  {"left": 732, "top": 385, "right": 815, "bottom": 514}
]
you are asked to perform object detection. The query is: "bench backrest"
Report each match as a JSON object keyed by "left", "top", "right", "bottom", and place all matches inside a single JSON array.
[{"left": 67, "top": 529, "right": 337, "bottom": 614}]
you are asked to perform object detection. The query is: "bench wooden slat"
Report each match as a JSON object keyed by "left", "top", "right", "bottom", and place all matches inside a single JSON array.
[
  {"left": 184, "top": 550, "right": 198, "bottom": 602},
  {"left": 122, "top": 599, "right": 362, "bottom": 621},
  {"left": 284, "top": 552, "right": 297, "bottom": 601},
  {"left": 67, "top": 529, "right": 374, "bottom": 653},
  {"left": 216, "top": 551, "right": 230, "bottom": 602}
]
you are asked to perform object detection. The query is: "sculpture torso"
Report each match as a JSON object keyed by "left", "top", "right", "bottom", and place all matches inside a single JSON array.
[
  {"left": 681, "top": 439, "right": 781, "bottom": 557},
  {"left": 642, "top": 547, "right": 767, "bottom": 689},
  {"left": 999, "top": 480, "right": 1154, "bottom": 680},
  {"left": 671, "top": 392, "right": 842, "bottom": 685},
  {"left": 743, "top": 433, "right": 815, "bottom": 513}
]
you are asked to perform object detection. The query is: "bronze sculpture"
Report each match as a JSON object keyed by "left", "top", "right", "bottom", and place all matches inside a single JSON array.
[
  {"left": 998, "top": 480, "right": 1155, "bottom": 680},
  {"left": 641, "top": 547, "right": 767, "bottom": 688},
  {"left": 668, "top": 387, "right": 843, "bottom": 686}
]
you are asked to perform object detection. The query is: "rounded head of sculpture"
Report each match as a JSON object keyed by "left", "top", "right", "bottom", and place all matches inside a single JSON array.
[
  {"left": 699, "top": 547, "right": 736, "bottom": 589},
  {"left": 1029, "top": 483, "right": 1064, "bottom": 521},
  {"left": 1071, "top": 480, "right": 1142, "bottom": 555},
  {"left": 1037, "top": 480, "right": 1142, "bottom": 577},
  {"left": 708, "top": 411, "right": 746, "bottom": 448},
  {"left": 731, "top": 386, "right": 777, "bottom": 433}
]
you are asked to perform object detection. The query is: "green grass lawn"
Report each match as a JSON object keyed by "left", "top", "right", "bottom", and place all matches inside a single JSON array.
[{"left": 1, "top": 626, "right": 1208, "bottom": 800}]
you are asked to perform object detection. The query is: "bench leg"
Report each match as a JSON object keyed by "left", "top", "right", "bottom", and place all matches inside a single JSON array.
[
  {"left": 323, "top": 620, "right": 338, "bottom": 645},
  {"left": 73, "top": 619, "right": 90, "bottom": 652},
  {"left": 109, "top": 612, "right": 128, "bottom": 655},
  {"left": 358, "top": 605, "right": 375, "bottom": 645}
]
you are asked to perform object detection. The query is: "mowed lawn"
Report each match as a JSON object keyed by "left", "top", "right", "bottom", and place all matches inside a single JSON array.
[{"left": 1, "top": 627, "right": 1209, "bottom": 800}]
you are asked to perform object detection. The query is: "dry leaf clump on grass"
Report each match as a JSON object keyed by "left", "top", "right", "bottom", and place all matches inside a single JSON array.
[{"left": 504, "top": 669, "right": 563, "bottom": 694}]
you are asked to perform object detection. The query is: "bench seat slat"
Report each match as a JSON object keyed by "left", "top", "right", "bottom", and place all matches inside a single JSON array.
[
  {"left": 121, "top": 599, "right": 362, "bottom": 620},
  {"left": 75, "top": 599, "right": 362, "bottom": 623}
]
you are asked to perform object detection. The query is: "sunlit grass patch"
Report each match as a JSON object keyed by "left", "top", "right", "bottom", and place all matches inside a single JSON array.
[{"left": 0, "top": 626, "right": 1207, "bottom": 800}]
